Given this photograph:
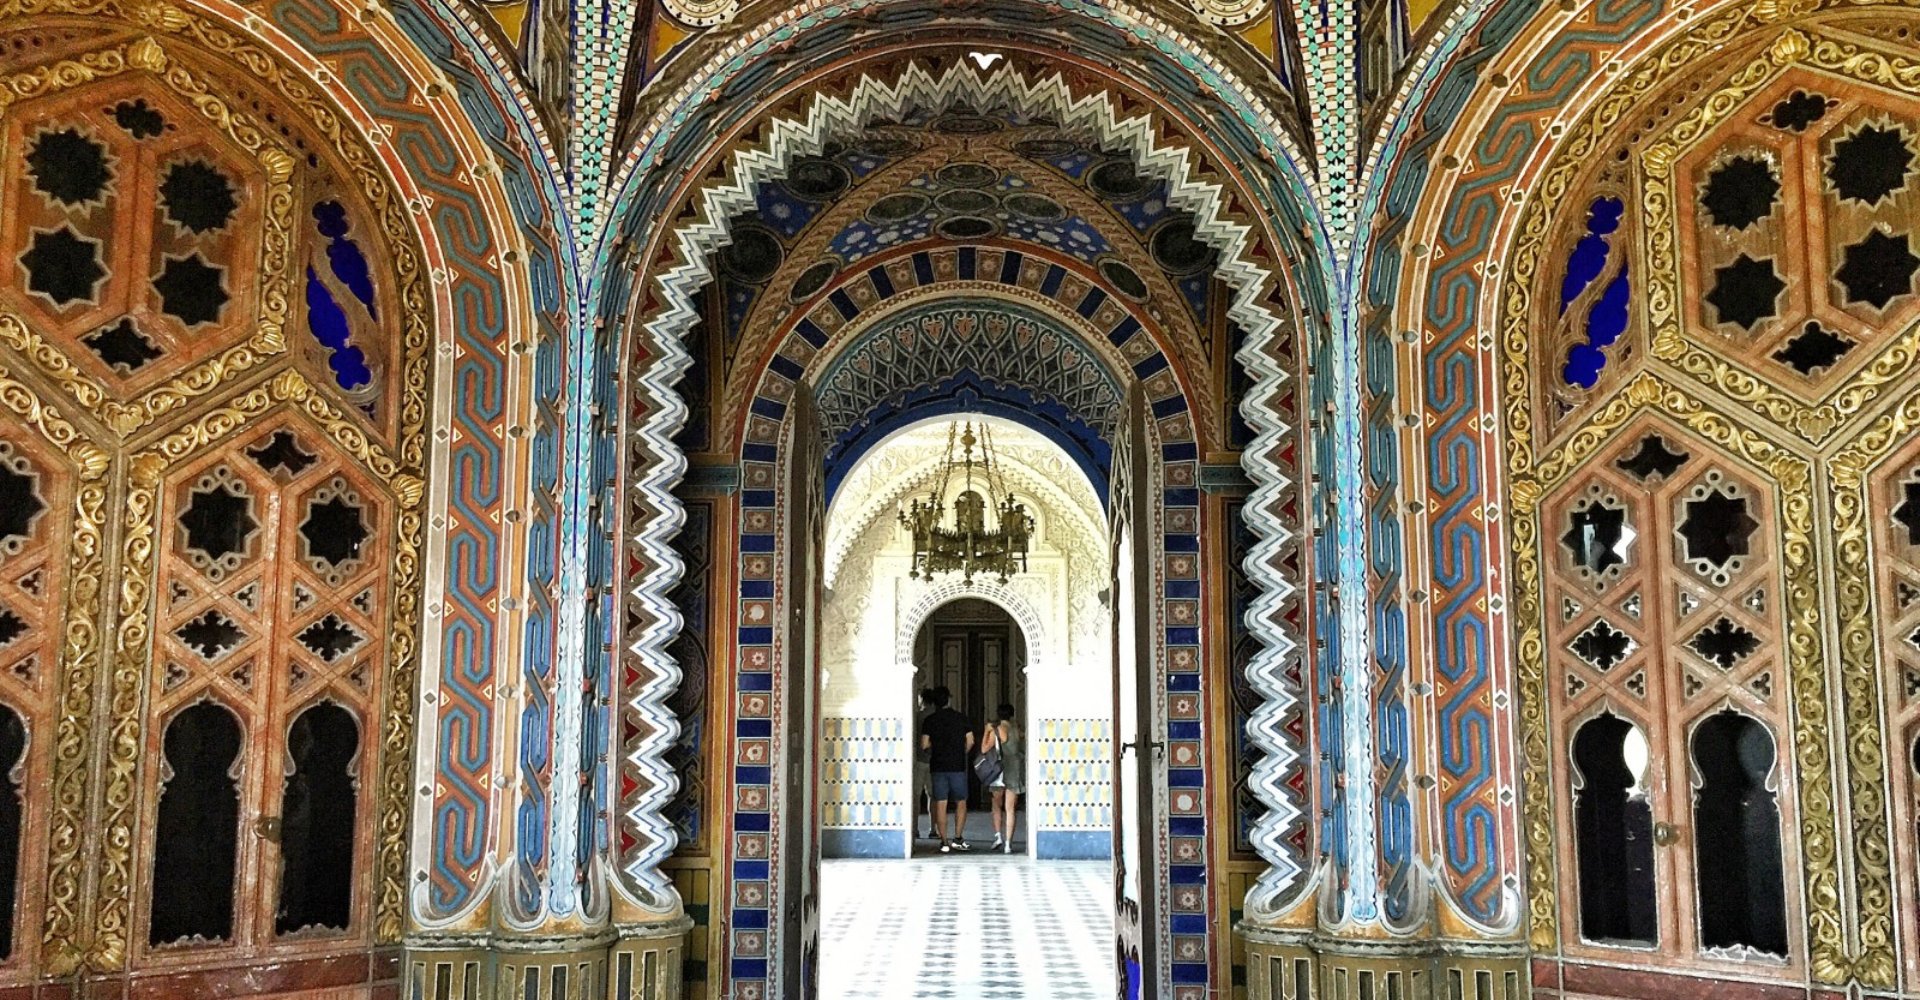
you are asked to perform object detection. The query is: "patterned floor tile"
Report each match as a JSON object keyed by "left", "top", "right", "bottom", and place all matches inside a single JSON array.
[{"left": 821, "top": 856, "right": 1113, "bottom": 999}]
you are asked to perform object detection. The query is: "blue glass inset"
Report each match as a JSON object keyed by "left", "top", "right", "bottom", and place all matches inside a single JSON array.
[
  {"left": 312, "top": 201, "right": 377, "bottom": 317},
  {"left": 1561, "top": 266, "right": 1631, "bottom": 389},
  {"left": 1558, "top": 197, "right": 1624, "bottom": 314},
  {"left": 304, "top": 267, "right": 372, "bottom": 390}
]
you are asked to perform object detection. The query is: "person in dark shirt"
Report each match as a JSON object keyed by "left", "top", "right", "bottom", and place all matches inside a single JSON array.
[{"left": 920, "top": 686, "right": 975, "bottom": 852}]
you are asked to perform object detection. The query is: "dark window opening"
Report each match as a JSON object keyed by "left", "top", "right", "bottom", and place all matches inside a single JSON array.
[
  {"left": 1678, "top": 485, "right": 1759, "bottom": 573},
  {"left": 0, "top": 706, "right": 24, "bottom": 959},
  {"left": 1704, "top": 255, "right": 1785, "bottom": 331},
  {"left": 1616, "top": 434, "right": 1689, "bottom": 482},
  {"left": 178, "top": 479, "right": 259, "bottom": 567},
  {"left": 1692, "top": 710, "right": 1788, "bottom": 956},
  {"left": 276, "top": 703, "right": 359, "bottom": 935},
  {"left": 1562, "top": 500, "right": 1630, "bottom": 576},
  {"left": 150, "top": 702, "right": 242, "bottom": 945},
  {"left": 1700, "top": 156, "right": 1778, "bottom": 230},
  {"left": 1572, "top": 713, "right": 1657, "bottom": 946}
]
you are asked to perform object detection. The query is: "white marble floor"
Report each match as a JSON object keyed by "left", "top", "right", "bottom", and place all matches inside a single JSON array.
[{"left": 820, "top": 854, "right": 1113, "bottom": 999}]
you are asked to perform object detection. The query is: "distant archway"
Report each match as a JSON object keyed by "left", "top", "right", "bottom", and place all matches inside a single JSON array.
[{"left": 896, "top": 580, "right": 1049, "bottom": 672}]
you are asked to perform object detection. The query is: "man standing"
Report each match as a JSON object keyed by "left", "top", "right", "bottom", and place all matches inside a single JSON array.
[{"left": 920, "top": 686, "right": 974, "bottom": 852}]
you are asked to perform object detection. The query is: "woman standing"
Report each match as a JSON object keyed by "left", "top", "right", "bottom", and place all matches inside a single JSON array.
[{"left": 981, "top": 703, "right": 1024, "bottom": 853}]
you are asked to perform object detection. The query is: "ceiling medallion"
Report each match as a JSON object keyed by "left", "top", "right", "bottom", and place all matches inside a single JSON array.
[
  {"left": 1191, "top": 0, "right": 1270, "bottom": 29},
  {"left": 897, "top": 420, "right": 1033, "bottom": 584}
]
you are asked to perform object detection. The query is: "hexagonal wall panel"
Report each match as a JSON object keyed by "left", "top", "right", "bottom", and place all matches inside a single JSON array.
[{"left": 0, "top": 72, "right": 283, "bottom": 396}]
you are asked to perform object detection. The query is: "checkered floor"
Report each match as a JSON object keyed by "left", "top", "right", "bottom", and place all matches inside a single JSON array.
[{"left": 820, "top": 857, "right": 1113, "bottom": 999}]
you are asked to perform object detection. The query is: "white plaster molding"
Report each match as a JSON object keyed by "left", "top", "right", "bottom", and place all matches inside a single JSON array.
[
  {"left": 892, "top": 579, "right": 1050, "bottom": 672},
  {"left": 824, "top": 421, "right": 1104, "bottom": 590}
]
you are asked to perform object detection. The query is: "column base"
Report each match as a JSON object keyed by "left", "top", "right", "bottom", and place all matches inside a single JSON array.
[
  {"left": 609, "top": 916, "right": 694, "bottom": 1000},
  {"left": 1243, "top": 924, "right": 1529, "bottom": 1000},
  {"left": 404, "top": 917, "right": 690, "bottom": 1000}
]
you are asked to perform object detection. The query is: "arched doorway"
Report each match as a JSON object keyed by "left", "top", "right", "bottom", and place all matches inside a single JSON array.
[
  {"left": 606, "top": 48, "right": 1318, "bottom": 1000},
  {"left": 910, "top": 598, "right": 1025, "bottom": 822},
  {"left": 816, "top": 415, "right": 1112, "bottom": 864},
  {"left": 815, "top": 413, "right": 1117, "bottom": 998}
]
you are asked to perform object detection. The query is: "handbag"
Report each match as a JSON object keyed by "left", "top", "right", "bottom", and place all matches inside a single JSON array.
[{"left": 973, "top": 744, "right": 1003, "bottom": 786}]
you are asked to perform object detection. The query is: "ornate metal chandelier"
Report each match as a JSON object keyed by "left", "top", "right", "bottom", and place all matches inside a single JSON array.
[{"left": 897, "top": 420, "right": 1033, "bottom": 583}]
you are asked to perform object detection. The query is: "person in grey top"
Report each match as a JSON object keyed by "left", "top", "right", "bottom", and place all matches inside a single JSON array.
[{"left": 981, "top": 703, "right": 1023, "bottom": 853}]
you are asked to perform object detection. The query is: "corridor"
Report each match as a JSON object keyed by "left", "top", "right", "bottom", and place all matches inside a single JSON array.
[{"left": 820, "top": 858, "right": 1112, "bottom": 999}]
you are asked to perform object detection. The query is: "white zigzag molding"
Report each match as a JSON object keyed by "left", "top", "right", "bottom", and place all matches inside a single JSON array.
[
  {"left": 610, "top": 61, "right": 1319, "bottom": 927},
  {"left": 604, "top": 0, "right": 1323, "bottom": 222},
  {"left": 1237, "top": 304, "right": 1309, "bottom": 917}
]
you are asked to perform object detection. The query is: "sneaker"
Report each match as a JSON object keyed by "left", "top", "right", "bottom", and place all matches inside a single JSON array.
[
  {"left": 991, "top": 834, "right": 1004, "bottom": 849},
  {"left": 940, "top": 842, "right": 952, "bottom": 854},
  {"left": 1002, "top": 841, "right": 1013, "bottom": 854},
  {"left": 955, "top": 839, "right": 971, "bottom": 851}
]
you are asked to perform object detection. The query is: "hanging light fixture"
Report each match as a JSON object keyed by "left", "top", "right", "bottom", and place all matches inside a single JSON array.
[{"left": 897, "top": 420, "right": 1033, "bottom": 583}]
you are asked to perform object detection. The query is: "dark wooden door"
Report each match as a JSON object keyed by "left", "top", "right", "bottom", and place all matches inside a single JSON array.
[
  {"left": 916, "top": 598, "right": 1025, "bottom": 809},
  {"left": 783, "top": 386, "right": 823, "bottom": 997}
]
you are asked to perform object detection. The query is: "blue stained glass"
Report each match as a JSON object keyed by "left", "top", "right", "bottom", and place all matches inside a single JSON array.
[
  {"left": 1587, "top": 267, "right": 1632, "bottom": 348},
  {"left": 312, "top": 201, "right": 378, "bottom": 317},
  {"left": 304, "top": 267, "right": 372, "bottom": 391},
  {"left": 1558, "top": 197, "right": 1624, "bottom": 314},
  {"left": 1561, "top": 266, "right": 1630, "bottom": 389}
]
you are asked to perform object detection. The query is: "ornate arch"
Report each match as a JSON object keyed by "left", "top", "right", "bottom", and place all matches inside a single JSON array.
[
  {"left": 1366, "top": 0, "right": 1920, "bottom": 994},
  {"left": 0, "top": 0, "right": 574, "bottom": 989},
  {"left": 714, "top": 313, "right": 1176, "bottom": 994},
  {"left": 893, "top": 581, "right": 1050, "bottom": 671},
  {"left": 602, "top": 57, "right": 1319, "bottom": 936},
  {"left": 1350, "top": 0, "right": 1719, "bottom": 936},
  {"left": 782, "top": 287, "right": 1143, "bottom": 501}
]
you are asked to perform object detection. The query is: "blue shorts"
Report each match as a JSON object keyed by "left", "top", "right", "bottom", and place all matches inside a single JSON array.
[{"left": 930, "top": 771, "right": 968, "bottom": 803}]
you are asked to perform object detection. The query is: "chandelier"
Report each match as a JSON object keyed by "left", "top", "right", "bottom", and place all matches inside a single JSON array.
[{"left": 897, "top": 421, "right": 1033, "bottom": 583}]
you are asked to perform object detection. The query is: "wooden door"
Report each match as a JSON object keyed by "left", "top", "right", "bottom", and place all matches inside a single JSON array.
[
  {"left": 1111, "top": 384, "right": 1158, "bottom": 998},
  {"left": 783, "top": 387, "right": 824, "bottom": 996}
]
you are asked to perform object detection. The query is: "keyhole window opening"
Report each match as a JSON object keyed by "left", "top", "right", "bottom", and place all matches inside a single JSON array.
[
  {"left": 1572, "top": 712, "right": 1658, "bottom": 947},
  {"left": 0, "top": 705, "right": 23, "bottom": 960},
  {"left": 275, "top": 702, "right": 360, "bottom": 936},
  {"left": 149, "top": 701, "right": 244, "bottom": 946},
  {"left": 1691, "top": 710, "right": 1788, "bottom": 958}
]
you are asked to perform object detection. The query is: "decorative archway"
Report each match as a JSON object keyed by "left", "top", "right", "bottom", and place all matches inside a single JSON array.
[
  {"left": 591, "top": 4, "right": 1332, "bottom": 981},
  {"left": 0, "top": 0, "right": 578, "bottom": 991},
  {"left": 895, "top": 581, "right": 1051, "bottom": 672},
  {"left": 1338, "top": 2, "right": 1920, "bottom": 998},
  {"left": 599, "top": 60, "right": 1319, "bottom": 972}
]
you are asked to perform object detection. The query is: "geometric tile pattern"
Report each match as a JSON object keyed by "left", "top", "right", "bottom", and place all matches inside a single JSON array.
[
  {"left": 822, "top": 717, "right": 907, "bottom": 829},
  {"left": 1036, "top": 719, "right": 1113, "bottom": 830}
]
